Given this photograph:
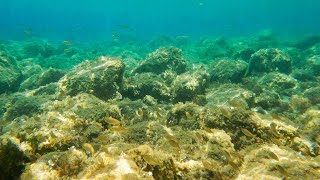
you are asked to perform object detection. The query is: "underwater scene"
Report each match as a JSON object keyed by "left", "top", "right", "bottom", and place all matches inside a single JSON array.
[{"left": 1, "top": 0, "right": 320, "bottom": 179}]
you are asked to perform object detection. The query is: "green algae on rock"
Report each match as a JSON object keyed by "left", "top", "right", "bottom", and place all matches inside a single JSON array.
[
  {"left": 209, "top": 59, "right": 248, "bottom": 83},
  {"left": 20, "top": 68, "right": 65, "bottom": 91},
  {"left": 132, "top": 46, "right": 187, "bottom": 75},
  {"left": 246, "top": 48, "right": 292, "bottom": 75},
  {"left": 123, "top": 72, "right": 171, "bottom": 101},
  {"left": 58, "top": 56, "right": 125, "bottom": 101},
  {"left": 171, "top": 65, "right": 209, "bottom": 102},
  {"left": 0, "top": 52, "right": 23, "bottom": 94}
]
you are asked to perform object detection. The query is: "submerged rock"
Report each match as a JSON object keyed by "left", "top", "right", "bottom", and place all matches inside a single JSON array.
[
  {"left": 3, "top": 94, "right": 48, "bottom": 121},
  {"left": 293, "top": 35, "right": 320, "bottom": 50},
  {"left": 21, "top": 148, "right": 89, "bottom": 180},
  {"left": 206, "top": 84, "right": 254, "bottom": 109},
  {"left": 255, "top": 90, "right": 281, "bottom": 110},
  {"left": 123, "top": 73, "right": 171, "bottom": 101},
  {"left": 0, "top": 136, "right": 31, "bottom": 180},
  {"left": 132, "top": 46, "right": 187, "bottom": 74},
  {"left": 58, "top": 56, "right": 125, "bottom": 101},
  {"left": 306, "top": 55, "right": 320, "bottom": 76},
  {"left": 22, "top": 40, "right": 58, "bottom": 58},
  {"left": 303, "top": 87, "right": 320, "bottom": 105},
  {"left": 20, "top": 68, "right": 65, "bottom": 91},
  {"left": 209, "top": 60, "right": 248, "bottom": 83},
  {"left": 246, "top": 48, "right": 292, "bottom": 75},
  {"left": 257, "top": 72, "right": 298, "bottom": 93},
  {"left": 0, "top": 52, "right": 23, "bottom": 94},
  {"left": 171, "top": 65, "right": 209, "bottom": 102},
  {"left": 195, "top": 37, "right": 230, "bottom": 60}
]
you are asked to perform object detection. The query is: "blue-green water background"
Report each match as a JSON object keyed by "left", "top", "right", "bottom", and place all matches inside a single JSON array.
[{"left": 0, "top": 0, "right": 319, "bottom": 41}]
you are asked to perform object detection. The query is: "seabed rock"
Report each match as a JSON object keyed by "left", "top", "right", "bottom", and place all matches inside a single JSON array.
[
  {"left": 133, "top": 46, "right": 187, "bottom": 75},
  {"left": 0, "top": 52, "right": 23, "bottom": 94},
  {"left": 246, "top": 48, "right": 292, "bottom": 75},
  {"left": 209, "top": 59, "right": 248, "bottom": 83},
  {"left": 58, "top": 56, "right": 125, "bottom": 101}
]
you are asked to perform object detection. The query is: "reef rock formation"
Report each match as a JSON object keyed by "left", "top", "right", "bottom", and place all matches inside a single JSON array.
[
  {"left": 209, "top": 60, "right": 248, "bottom": 83},
  {"left": 123, "top": 73, "right": 171, "bottom": 101},
  {"left": 20, "top": 68, "right": 65, "bottom": 91},
  {"left": 0, "top": 52, "right": 23, "bottom": 94},
  {"left": 171, "top": 65, "right": 209, "bottom": 102},
  {"left": 132, "top": 46, "right": 187, "bottom": 74},
  {"left": 58, "top": 56, "right": 125, "bottom": 101},
  {"left": 246, "top": 48, "right": 292, "bottom": 75}
]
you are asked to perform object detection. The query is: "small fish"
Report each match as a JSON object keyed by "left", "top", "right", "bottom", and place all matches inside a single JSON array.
[
  {"left": 222, "top": 150, "right": 232, "bottom": 162},
  {"left": 228, "top": 161, "right": 239, "bottom": 170},
  {"left": 240, "top": 128, "right": 256, "bottom": 138},
  {"left": 105, "top": 117, "right": 121, "bottom": 125},
  {"left": 266, "top": 150, "right": 279, "bottom": 161},
  {"left": 82, "top": 143, "right": 95, "bottom": 155},
  {"left": 143, "top": 155, "right": 160, "bottom": 166},
  {"left": 64, "top": 49, "right": 72, "bottom": 53},
  {"left": 155, "top": 111, "right": 163, "bottom": 118},
  {"left": 203, "top": 127, "right": 213, "bottom": 133},
  {"left": 270, "top": 138, "right": 283, "bottom": 146},
  {"left": 116, "top": 24, "right": 131, "bottom": 29},
  {"left": 110, "top": 126, "right": 127, "bottom": 133},
  {"left": 176, "top": 35, "right": 189, "bottom": 39},
  {"left": 23, "top": 30, "right": 31, "bottom": 36},
  {"left": 135, "top": 108, "right": 144, "bottom": 118},
  {"left": 195, "top": 132, "right": 203, "bottom": 142},
  {"left": 167, "top": 139, "right": 180, "bottom": 150},
  {"left": 270, "top": 122, "right": 280, "bottom": 138},
  {"left": 164, "top": 133, "right": 178, "bottom": 142},
  {"left": 275, "top": 164, "right": 288, "bottom": 177},
  {"left": 220, "top": 107, "right": 232, "bottom": 119},
  {"left": 185, "top": 112, "right": 193, "bottom": 120},
  {"left": 112, "top": 34, "right": 120, "bottom": 39},
  {"left": 202, "top": 160, "right": 218, "bottom": 170},
  {"left": 63, "top": 40, "right": 73, "bottom": 46},
  {"left": 96, "top": 135, "right": 109, "bottom": 142},
  {"left": 270, "top": 113, "right": 281, "bottom": 120}
]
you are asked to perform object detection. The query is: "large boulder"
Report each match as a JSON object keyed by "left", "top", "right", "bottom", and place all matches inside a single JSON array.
[
  {"left": 209, "top": 60, "right": 248, "bottom": 83},
  {"left": 123, "top": 73, "right": 171, "bottom": 101},
  {"left": 132, "top": 46, "right": 187, "bottom": 74},
  {"left": 171, "top": 65, "right": 209, "bottom": 102},
  {"left": 246, "top": 48, "right": 292, "bottom": 75},
  {"left": 58, "top": 56, "right": 125, "bottom": 101}
]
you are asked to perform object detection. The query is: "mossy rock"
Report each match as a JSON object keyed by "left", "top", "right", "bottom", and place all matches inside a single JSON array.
[
  {"left": 171, "top": 66, "right": 209, "bottom": 103},
  {"left": 0, "top": 136, "right": 30, "bottom": 180},
  {"left": 257, "top": 72, "right": 297, "bottom": 93},
  {"left": 209, "top": 60, "right": 248, "bottom": 83},
  {"left": 3, "top": 94, "right": 47, "bottom": 121},
  {"left": 58, "top": 56, "right": 125, "bottom": 101},
  {"left": 123, "top": 73, "right": 170, "bottom": 101},
  {"left": 167, "top": 102, "right": 201, "bottom": 130},
  {"left": 303, "top": 87, "right": 320, "bottom": 105},
  {"left": 0, "top": 52, "right": 23, "bottom": 94},
  {"left": 133, "top": 46, "right": 187, "bottom": 74},
  {"left": 22, "top": 40, "right": 58, "bottom": 58},
  {"left": 246, "top": 48, "right": 292, "bottom": 75},
  {"left": 20, "top": 68, "right": 65, "bottom": 91}
]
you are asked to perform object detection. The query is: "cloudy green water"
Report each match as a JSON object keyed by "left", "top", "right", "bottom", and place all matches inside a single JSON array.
[{"left": 0, "top": 0, "right": 319, "bottom": 41}]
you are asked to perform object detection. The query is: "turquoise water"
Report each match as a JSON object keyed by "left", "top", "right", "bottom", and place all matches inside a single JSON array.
[{"left": 1, "top": 0, "right": 319, "bottom": 41}]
